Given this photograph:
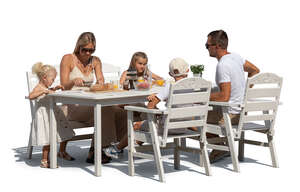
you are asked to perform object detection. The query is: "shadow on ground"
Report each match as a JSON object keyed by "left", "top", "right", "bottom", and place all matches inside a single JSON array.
[{"left": 13, "top": 140, "right": 271, "bottom": 181}]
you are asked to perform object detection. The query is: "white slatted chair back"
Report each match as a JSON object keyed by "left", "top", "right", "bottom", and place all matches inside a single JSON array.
[
  {"left": 161, "top": 77, "right": 211, "bottom": 145},
  {"left": 26, "top": 71, "right": 39, "bottom": 120},
  {"left": 236, "top": 73, "right": 283, "bottom": 138},
  {"left": 102, "top": 62, "right": 121, "bottom": 82},
  {"left": 26, "top": 66, "right": 61, "bottom": 118}
]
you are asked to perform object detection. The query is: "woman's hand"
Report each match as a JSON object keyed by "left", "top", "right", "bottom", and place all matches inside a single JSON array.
[
  {"left": 95, "top": 80, "right": 104, "bottom": 86},
  {"left": 73, "top": 78, "right": 84, "bottom": 87}
]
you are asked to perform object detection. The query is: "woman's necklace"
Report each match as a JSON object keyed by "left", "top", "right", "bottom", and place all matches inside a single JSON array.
[{"left": 77, "top": 56, "right": 92, "bottom": 74}]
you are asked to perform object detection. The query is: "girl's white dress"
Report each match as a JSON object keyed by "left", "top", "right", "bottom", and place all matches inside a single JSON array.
[{"left": 31, "top": 94, "right": 75, "bottom": 146}]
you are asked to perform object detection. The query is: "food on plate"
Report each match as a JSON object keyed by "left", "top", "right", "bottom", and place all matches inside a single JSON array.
[
  {"left": 90, "top": 83, "right": 114, "bottom": 92},
  {"left": 156, "top": 79, "right": 165, "bottom": 86}
]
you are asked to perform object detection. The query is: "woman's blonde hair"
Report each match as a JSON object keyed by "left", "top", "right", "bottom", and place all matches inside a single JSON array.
[
  {"left": 32, "top": 62, "right": 56, "bottom": 80},
  {"left": 128, "top": 52, "right": 148, "bottom": 71},
  {"left": 73, "top": 32, "right": 96, "bottom": 54}
]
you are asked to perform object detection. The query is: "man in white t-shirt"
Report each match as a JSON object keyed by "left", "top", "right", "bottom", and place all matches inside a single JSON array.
[{"left": 205, "top": 30, "right": 260, "bottom": 162}]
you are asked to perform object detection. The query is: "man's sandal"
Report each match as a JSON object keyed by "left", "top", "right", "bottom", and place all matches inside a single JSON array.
[
  {"left": 135, "top": 140, "right": 144, "bottom": 146},
  {"left": 209, "top": 150, "right": 230, "bottom": 164}
]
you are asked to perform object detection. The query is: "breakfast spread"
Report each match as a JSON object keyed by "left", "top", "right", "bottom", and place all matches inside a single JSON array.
[{"left": 89, "top": 83, "right": 114, "bottom": 92}]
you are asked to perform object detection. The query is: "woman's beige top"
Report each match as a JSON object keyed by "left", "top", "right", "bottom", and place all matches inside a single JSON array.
[{"left": 69, "top": 54, "right": 95, "bottom": 90}]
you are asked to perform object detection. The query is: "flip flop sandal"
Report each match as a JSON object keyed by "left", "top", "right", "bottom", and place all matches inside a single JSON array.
[{"left": 40, "top": 159, "right": 59, "bottom": 168}]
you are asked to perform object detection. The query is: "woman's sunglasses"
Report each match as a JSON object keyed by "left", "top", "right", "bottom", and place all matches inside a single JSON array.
[{"left": 81, "top": 48, "right": 95, "bottom": 54}]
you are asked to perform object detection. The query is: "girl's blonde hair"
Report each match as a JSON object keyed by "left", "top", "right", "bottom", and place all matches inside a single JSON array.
[
  {"left": 128, "top": 52, "right": 148, "bottom": 71},
  {"left": 32, "top": 62, "right": 56, "bottom": 80},
  {"left": 73, "top": 32, "right": 96, "bottom": 54}
]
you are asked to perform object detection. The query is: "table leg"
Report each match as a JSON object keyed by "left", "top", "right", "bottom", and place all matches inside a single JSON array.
[
  {"left": 49, "top": 97, "right": 57, "bottom": 169},
  {"left": 222, "top": 108, "right": 240, "bottom": 172},
  {"left": 94, "top": 104, "right": 101, "bottom": 176}
]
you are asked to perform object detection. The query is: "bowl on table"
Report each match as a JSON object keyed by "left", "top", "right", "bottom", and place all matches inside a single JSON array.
[{"left": 135, "top": 81, "right": 151, "bottom": 91}]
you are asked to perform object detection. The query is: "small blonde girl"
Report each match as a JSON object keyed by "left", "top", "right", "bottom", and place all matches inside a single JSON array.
[
  {"left": 29, "top": 62, "right": 75, "bottom": 168},
  {"left": 29, "top": 62, "right": 63, "bottom": 99}
]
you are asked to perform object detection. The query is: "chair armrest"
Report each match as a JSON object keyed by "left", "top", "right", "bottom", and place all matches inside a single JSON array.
[
  {"left": 248, "top": 99, "right": 283, "bottom": 105},
  {"left": 209, "top": 101, "right": 243, "bottom": 108},
  {"left": 124, "top": 106, "right": 166, "bottom": 115}
]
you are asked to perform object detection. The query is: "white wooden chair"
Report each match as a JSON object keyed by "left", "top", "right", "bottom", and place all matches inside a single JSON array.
[
  {"left": 125, "top": 77, "right": 212, "bottom": 182},
  {"left": 26, "top": 63, "right": 121, "bottom": 159},
  {"left": 236, "top": 73, "right": 282, "bottom": 167},
  {"left": 101, "top": 62, "right": 121, "bottom": 82},
  {"left": 207, "top": 73, "right": 282, "bottom": 169}
]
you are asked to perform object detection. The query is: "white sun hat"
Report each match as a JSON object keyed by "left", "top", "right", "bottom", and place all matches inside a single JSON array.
[{"left": 169, "top": 57, "right": 189, "bottom": 77}]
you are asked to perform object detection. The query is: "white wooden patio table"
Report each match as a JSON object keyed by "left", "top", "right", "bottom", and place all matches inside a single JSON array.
[{"left": 48, "top": 86, "right": 161, "bottom": 176}]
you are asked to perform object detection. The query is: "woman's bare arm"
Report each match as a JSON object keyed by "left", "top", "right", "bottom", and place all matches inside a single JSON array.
[
  {"left": 60, "top": 54, "right": 76, "bottom": 90},
  {"left": 93, "top": 57, "right": 105, "bottom": 84}
]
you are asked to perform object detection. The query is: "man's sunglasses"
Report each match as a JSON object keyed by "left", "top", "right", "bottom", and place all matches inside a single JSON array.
[
  {"left": 205, "top": 43, "right": 216, "bottom": 49},
  {"left": 81, "top": 48, "right": 95, "bottom": 53}
]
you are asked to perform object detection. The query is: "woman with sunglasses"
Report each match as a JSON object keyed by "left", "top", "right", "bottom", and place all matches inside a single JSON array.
[{"left": 59, "top": 32, "right": 126, "bottom": 164}]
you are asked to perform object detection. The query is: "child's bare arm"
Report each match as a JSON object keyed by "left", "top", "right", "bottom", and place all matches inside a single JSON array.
[
  {"left": 147, "top": 94, "right": 161, "bottom": 109},
  {"left": 29, "top": 86, "right": 53, "bottom": 100},
  {"left": 50, "top": 85, "right": 64, "bottom": 91},
  {"left": 151, "top": 72, "right": 163, "bottom": 80}
]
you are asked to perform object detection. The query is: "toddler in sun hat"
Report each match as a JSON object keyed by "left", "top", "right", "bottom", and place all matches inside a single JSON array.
[{"left": 133, "top": 57, "right": 191, "bottom": 134}]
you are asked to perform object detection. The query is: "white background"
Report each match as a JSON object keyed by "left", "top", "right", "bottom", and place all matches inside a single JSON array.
[{"left": 1, "top": 0, "right": 299, "bottom": 191}]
